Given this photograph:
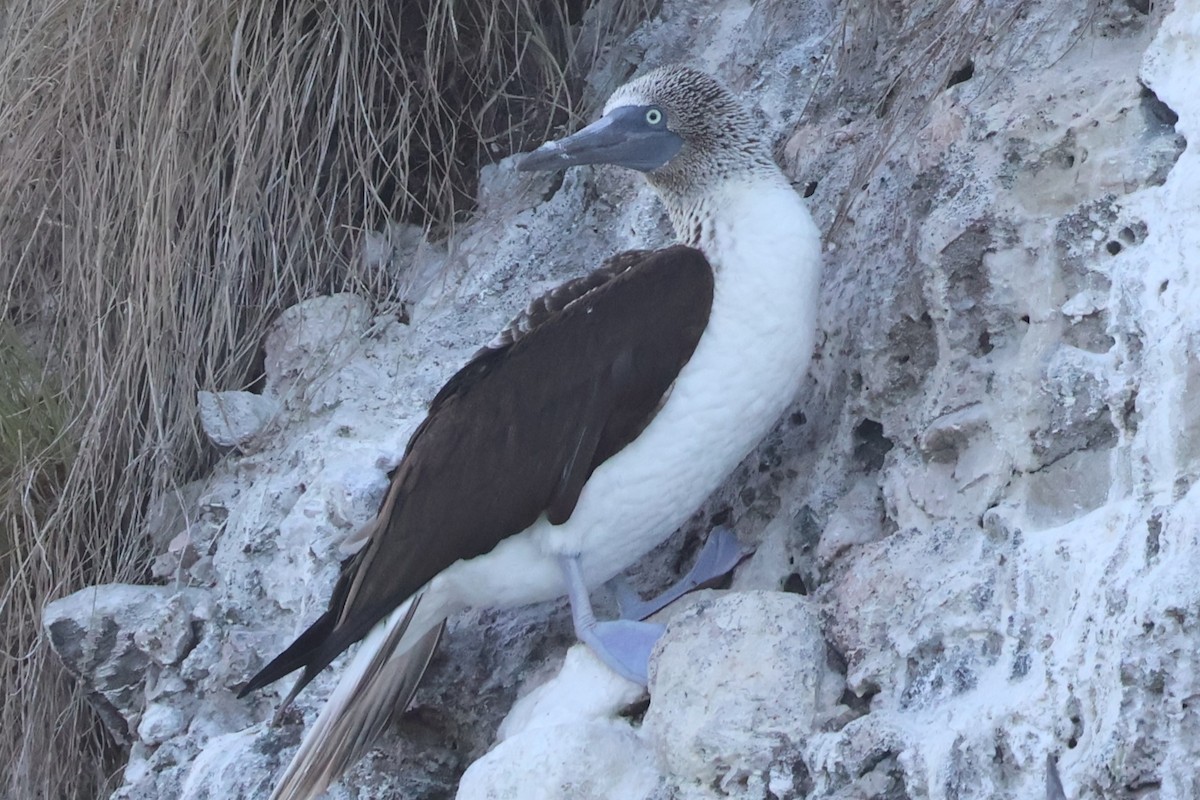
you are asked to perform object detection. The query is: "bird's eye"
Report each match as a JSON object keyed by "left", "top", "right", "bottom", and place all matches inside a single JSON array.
[{"left": 645, "top": 108, "right": 663, "bottom": 126}]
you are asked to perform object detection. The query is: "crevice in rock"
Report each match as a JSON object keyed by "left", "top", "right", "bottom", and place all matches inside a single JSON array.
[
  {"left": 977, "top": 330, "right": 994, "bottom": 355},
  {"left": 1121, "top": 387, "right": 1140, "bottom": 436},
  {"left": 857, "top": 747, "right": 898, "bottom": 779},
  {"left": 786, "top": 759, "right": 814, "bottom": 799},
  {"left": 826, "top": 641, "right": 877, "bottom": 720},
  {"left": 618, "top": 695, "right": 651, "bottom": 722},
  {"left": 946, "top": 60, "right": 974, "bottom": 89},
  {"left": 1136, "top": 83, "right": 1187, "bottom": 186},
  {"left": 1139, "top": 84, "right": 1179, "bottom": 129},
  {"left": 838, "top": 681, "right": 878, "bottom": 718},
  {"left": 1026, "top": 435, "right": 1116, "bottom": 478},
  {"left": 849, "top": 747, "right": 910, "bottom": 798},
  {"left": 853, "top": 419, "right": 894, "bottom": 473},
  {"left": 1145, "top": 511, "right": 1162, "bottom": 561},
  {"left": 1066, "top": 695, "right": 1084, "bottom": 748},
  {"left": 782, "top": 572, "right": 808, "bottom": 595},
  {"left": 1119, "top": 221, "right": 1147, "bottom": 245},
  {"left": 540, "top": 171, "right": 566, "bottom": 203}
]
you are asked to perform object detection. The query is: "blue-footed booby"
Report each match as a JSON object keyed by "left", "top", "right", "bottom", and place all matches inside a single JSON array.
[{"left": 239, "top": 65, "right": 822, "bottom": 799}]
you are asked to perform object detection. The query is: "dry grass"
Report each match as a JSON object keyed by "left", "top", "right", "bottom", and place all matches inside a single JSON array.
[{"left": 0, "top": 0, "right": 647, "bottom": 796}]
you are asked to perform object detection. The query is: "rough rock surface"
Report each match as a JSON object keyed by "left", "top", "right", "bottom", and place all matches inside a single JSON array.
[
  {"left": 45, "top": 0, "right": 1200, "bottom": 798},
  {"left": 644, "top": 592, "right": 832, "bottom": 799},
  {"left": 197, "top": 391, "right": 280, "bottom": 448},
  {"left": 44, "top": 585, "right": 210, "bottom": 746}
]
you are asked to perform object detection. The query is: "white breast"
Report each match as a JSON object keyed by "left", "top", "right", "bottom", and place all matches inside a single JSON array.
[{"left": 437, "top": 178, "right": 822, "bottom": 610}]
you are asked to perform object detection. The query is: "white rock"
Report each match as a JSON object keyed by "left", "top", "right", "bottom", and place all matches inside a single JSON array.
[
  {"left": 262, "top": 293, "right": 371, "bottom": 401},
  {"left": 496, "top": 644, "right": 645, "bottom": 742},
  {"left": 457, "top": 719, "right": 660, "bottom": 800},
  {"left": 645, "top": 591, "right": 824, "bottom": 797},
  {"left": 179, "top": 727, "right": 276, "bottom": 800},
  {"left": 197, "top": 390, "right": 278, "bottom": 447},
  {"left": 137, "top": 702, "right": 188, "bottom": 745},
  {"left": 43, "top": 585, "right": 206, "bottom": 742},
  {"left": 1060, "top": 288, "right": 1108, "bottom": 319}
]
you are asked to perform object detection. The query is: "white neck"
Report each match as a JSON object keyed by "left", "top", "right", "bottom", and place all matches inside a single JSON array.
[{"left": 676, "top": 175, "right": 822, "bottom": 365}]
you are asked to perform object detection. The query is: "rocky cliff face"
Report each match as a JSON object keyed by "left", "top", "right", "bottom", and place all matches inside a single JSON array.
[{"left": 45, "top": 1, "right": 1199, "bottom": 798}]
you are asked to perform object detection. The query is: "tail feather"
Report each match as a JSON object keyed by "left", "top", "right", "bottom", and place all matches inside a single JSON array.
[
  {"left": 238, "top": 546, "right": 364, "bottom": 701},
  {"left": 268, "top": 594, "right": 446, "bottom": 800},
  {"left": 238, "top": 609, "right": 336, "bottom": 701}
]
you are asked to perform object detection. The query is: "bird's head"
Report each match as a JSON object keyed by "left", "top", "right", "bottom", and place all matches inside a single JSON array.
[{"left": 518, "top": 65, "right": 773, "bottom": 194}]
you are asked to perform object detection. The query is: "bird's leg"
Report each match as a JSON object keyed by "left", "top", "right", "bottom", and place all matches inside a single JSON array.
[
  {"left": 612, "top": 526, "right": 748, "bottom": 621},
  {"left": 559, "top": 554, "right": 665, "bottom": 685}
]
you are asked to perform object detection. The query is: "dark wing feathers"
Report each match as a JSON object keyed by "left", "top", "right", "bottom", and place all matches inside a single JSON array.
[
  {"left": 481, "top": 249, "right": 652, "bottom": 354},
  {"left": 243, "top": 245, "right": 713, "bottom": 698}
]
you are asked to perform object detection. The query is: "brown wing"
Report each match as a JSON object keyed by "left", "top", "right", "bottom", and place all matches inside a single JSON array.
[
  {"left": 240, "top": 244, "right": 713, "bottom": 698},
  {"left": 479, "top": 249, "right": 653, "bottom": 354}
]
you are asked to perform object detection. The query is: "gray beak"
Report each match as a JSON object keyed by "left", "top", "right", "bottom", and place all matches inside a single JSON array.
[{"left": 517, "top": 107, "right": 683, "bottom": 173}]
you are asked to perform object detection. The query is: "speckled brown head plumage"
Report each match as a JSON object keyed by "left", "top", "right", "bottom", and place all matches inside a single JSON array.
[
  {"left": 601, "top": 65, "right": 778, "bottom": 197},
  {"left": 518, "top": 65, "right": 789, "bottom": 245}
]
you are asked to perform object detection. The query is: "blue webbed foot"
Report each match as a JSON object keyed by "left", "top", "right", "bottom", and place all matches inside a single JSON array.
[
  {"left": 582, "top": 619, "right": 666, "bottom": 685},
  {"left": 560, "top": 555, "right": 666, "bottom": 685},
  {"left": 613, "top": 526, "right": 749, "bottom": 621},
  {"left": 559, "top": 528, "right": 749, "bottom": 685}
]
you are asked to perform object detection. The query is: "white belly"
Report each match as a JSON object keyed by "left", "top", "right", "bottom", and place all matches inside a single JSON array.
[{"left": 435, "top": 181, "right": 821, "bottom": 612}]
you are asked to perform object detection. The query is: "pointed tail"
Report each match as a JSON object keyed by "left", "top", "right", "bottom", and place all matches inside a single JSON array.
[{"left": 268, "top": 594, "right": 446, "bottom": 800}]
